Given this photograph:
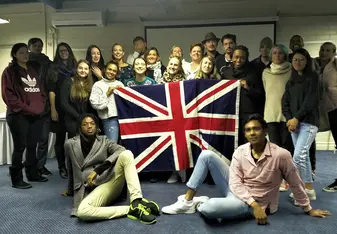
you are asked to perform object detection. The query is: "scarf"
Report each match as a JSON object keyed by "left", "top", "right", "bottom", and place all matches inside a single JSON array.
[
  {"left": 59, "top": 62, "right": 75, "bottom": 78},
  {"left": 147, "top": 61, "right": 163, "bottom": 83},
  {"left": 163, "top": 71, "right": 185, "bottom": 82},
  {"left": 269, "top": 62, "right": 292, "bottom": 75}
]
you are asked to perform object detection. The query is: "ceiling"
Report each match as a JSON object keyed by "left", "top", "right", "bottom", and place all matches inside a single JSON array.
[{"left": 0, "top": 0, "right": 337, "bottom": 22}]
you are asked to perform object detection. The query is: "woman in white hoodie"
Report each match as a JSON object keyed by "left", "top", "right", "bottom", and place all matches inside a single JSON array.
[{"left": 89, "top": 61, "right": 124, "bottom": 142}]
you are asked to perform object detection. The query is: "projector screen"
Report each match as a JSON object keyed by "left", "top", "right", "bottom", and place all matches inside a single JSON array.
[{"left": 145, "top": 22, "right": 276, "bottom": 66}]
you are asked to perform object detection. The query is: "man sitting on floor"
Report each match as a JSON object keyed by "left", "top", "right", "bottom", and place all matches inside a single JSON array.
[
  {"left": 162, "top": 114, "right": 331, "bottom": 224},
  {"left": 64, "top": 113, "right": 159, "bottom": 224}
]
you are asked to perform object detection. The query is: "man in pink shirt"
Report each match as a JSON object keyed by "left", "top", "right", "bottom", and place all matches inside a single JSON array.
[{"left": 161, "top": 114, "right": 331, "bottom": 224}]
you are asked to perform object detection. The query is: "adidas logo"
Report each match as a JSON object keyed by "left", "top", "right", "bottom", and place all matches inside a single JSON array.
[
  {"left": 21, "top": 75, "right": 40, "bottom": 93},
  {"left": 21, "top": 74, "right": 37, "bottom": 87}
]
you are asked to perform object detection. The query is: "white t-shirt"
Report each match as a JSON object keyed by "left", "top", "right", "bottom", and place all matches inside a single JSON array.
[{"left": 183, "top": 61, "right": 199, "bottom": 80}]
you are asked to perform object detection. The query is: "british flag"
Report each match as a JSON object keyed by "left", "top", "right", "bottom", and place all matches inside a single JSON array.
[{"left": 114, "top": 79, "right": 240, "bottom": 172}]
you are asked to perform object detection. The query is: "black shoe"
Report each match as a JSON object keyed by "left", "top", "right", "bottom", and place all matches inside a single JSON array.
[
  {"left": 38, "top": 166, "right": 52, "bottom": 176},
  {"left": 59, "top": 167, "right": 68, "bottom": 179},
  {"left": 322, "top": 179, "right": 337, "bottom": 192},
  {"left": 25, "top": 167, "right": 48, "bottom": 182},
  {"left": 9, "top": 167, "right": 32, "bottom": 189},
  {"left": 140, "top": 198, "right": 160, "bottom": 216},
  {"left": 127, "top": 199, "right": 156, "bottom": 224},
  {"left": 12, "top": 180, "right": 32, "bottom": 189}
]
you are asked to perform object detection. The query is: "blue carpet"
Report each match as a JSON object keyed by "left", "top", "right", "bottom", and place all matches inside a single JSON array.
[{"left": 0, "top": 151, "right": 336, "bottom": 234}]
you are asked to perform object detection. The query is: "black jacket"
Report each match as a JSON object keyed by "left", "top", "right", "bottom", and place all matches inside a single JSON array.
[
  {"left": 222, "top": 64, "right": 265, "bottom": 119},
  {"left": 282, "top": 71, "right": 320, "bottom": 127}
]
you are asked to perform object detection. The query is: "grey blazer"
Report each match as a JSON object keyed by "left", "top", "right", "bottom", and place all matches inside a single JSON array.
[{"left": 64, "top": 135, "right": 126, "bottom": 216}]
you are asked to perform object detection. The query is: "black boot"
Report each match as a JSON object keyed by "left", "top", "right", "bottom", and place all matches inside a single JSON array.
[
  {"left": 9, "top": 166, "right": 32, "bottom": 189},
  {"left": 25, "top": 166, "right": 48, "bottom": 182}
]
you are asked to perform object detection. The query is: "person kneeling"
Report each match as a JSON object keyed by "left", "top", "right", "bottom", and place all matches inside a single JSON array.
[
  {"left": 65, "top": 113, "right": 159, "bottom": 224},
  {"left": 162, "top": 114, "right": 331, "bottom": 225}
]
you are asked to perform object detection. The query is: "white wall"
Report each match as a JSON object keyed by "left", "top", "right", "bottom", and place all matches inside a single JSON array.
[{"left": 0, "top": 3, "right": 336, "bottom": 150}]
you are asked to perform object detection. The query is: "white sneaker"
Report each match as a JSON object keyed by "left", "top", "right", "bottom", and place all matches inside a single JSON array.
[
  {"left": 167, "top": 171, "right": 179, "bottom": 184},
  {"left": 177, "top": 194, "right": 210, "bottom": 204},
  {"left": 291, "top": 189, "right": 316, "bottom": 206},
  {"left": 305, "top": 189, "right": 316, "bottom": 200},
  {"left": 161, "top": 199, "right": 196, "bottom": 214}
]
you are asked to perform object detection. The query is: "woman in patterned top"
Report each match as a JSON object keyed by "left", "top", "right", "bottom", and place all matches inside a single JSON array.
[
  {"left": 111, "top": 43, "right": 133, "bottom": 84},
  {"left": 163, "top": 56, "right": 185, "bottom": 83}
]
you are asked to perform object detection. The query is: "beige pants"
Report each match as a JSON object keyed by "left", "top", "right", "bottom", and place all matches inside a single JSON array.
[{"left": 77, "top": 150, "right": 142, "bottom": 221}]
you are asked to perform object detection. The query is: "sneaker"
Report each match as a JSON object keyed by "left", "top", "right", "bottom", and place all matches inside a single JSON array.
[
  {"left": 177, "top": 194, "right": 210, "bottom": 206},
  {"left": 279, "top": 180, "right": 289, "bottom": 192},
  {"left": 290, "top": 188, "right": 316, "bottom": 206},
  {"left": 38, "top": 166, "right": 52, "bottom": 176},
  {"left": 140, "top": 198, "right": 160, "bottom": 216},
  {"left": 305, "top": 189, "right": 316, "bottom": 200},
  {"left": 162, "top": 198, "right": 196, "bottom": 214},
  {"left": 322, "top": 180, "right": 337, "bottom": 193},
  {"left": 128, "top": 200, "right": 156, "bottom": 225},
  {"left": 167, "top": 172, "right": 179, "bottom": 184}
]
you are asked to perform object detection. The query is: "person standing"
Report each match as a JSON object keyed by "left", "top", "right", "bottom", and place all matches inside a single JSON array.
[{"left": 2, "top": 43, "right": 48, "bottom": 189}]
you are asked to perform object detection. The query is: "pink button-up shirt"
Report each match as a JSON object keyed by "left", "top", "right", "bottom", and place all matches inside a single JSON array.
[{"left": 229, "top": 142, "right": 312, "bottom": 213}]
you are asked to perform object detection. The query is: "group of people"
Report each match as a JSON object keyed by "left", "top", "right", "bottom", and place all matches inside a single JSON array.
[{"left": 1, "top": 31, "right": 336, "bottom": 225}]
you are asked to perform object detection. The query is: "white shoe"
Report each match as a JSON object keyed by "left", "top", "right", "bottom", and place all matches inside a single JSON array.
[
  {"left": 161, "top": 199, "right": 196, "bottom": 214},
  {"left": 305, "top": 189, "right": 316, "bottom": 200},
  {"left": 167, "top": 171, "right": 179, "bottom": 184},
  {"left": 177, "top": 194, "right": 210, "bottom": 205}
]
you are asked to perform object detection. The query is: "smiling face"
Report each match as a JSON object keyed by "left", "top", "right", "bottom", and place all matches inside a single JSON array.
[
  {"left": 292, "top": 53, "right": 307, "bottom": 72},
  {"left": 112, "top": 44, "right": 125, "bottom": 61},
  {"left": 29, "top": 41, "right": 43, "bottom": 54},
  {"left": 81, "top": 116, "right": 97, "bottom": 137},
  {"left": 167, "top": 57, "right": 181, "bottom": 75},
  {"left": 244, "top": 120, "right": 266, "bottom": 145},
  {"left": 171, "top": 46, "right": 182, "bottom": 58},
  {"left": 105, "top": 63, "right": 118, "bottom": 80},
  {"left": 91, "top": 47, "right": 101, "bottom": 64},
  {"left": 190, "top": 46, "right": 202, "bottom": 62},
  {"left": 201, "top": 57, "right": 213, "bottom": 74},
  {"left": 76, "top": 62, "right": 90, "bottom": 78},
  {"left": 232, "top": 49, "right": 247, "bottom": 69},
  {"left": 271, "top": 47, "right": 285, "bottom": 65},
  {"left": 204, "top": 39, "right": 218, "bottom": 52},
  {"left": 319, "top": 43, "right": 336, "bottom": 61},
  {"left": 58, "top": 45, "right": 69, "bottom": 61},
  {"left": 146, "top": 49, "right": 159, "bottom": 65},
  {"left": 133, "top": 58, "right": 147, "bottom": 75},
  {"left": 14, "top": 46, "right": 29, "bottom": 64}
]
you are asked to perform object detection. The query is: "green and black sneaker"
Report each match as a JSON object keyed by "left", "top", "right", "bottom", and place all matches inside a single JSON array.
[
  {"left": 140, "top": 198, "right": 160, "bottom": 216},
  {"left": 128, "top": 200, "right": 157, "bottom": 225}
]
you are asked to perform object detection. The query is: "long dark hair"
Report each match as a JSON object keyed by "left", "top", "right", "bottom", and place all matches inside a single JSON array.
[
  {"left": 85, "top": 45, "right": 105, "bottom": 69},
  {"left": 53, "top": 42, "right": 77, "bottom": 69}
]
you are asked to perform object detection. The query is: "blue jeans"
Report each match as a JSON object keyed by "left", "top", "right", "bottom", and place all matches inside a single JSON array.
[
  {"left": 291, "top": 122, "right": 318, "bottom": 183},
  {"left": 102, "top": 117, "right": 119, "bottom": 142},
  {"left": 186, "top": 150, "right": 251, "bottom": 219}
]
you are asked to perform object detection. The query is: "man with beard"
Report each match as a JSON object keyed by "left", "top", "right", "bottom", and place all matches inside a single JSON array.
[
  {"left": 64, "top": 113, "right": 160, "bottom": 224},
  {"left": 216, "top": 34, "right": 237, "bottom": 79},
  {"left": 202, "top": 32, "right": 222, "bottom": 59}
]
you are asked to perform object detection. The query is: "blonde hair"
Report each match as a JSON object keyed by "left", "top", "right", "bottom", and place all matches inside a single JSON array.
[
  {"left": 170, "top": 45, "right": 183, "bottom": 58},
  {"left": 70, "top": 59, "right": 93, "bottom": 101},
  {"left": 168, "top": 56, "right": 185, "bottom": 76},
  {"left": 195, "top": 56, "right": 220, "bottom": 80}
]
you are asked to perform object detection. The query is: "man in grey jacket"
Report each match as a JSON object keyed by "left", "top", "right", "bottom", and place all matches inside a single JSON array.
[{"left": 64, "top": 113, "right": 159, "bottom": 224}]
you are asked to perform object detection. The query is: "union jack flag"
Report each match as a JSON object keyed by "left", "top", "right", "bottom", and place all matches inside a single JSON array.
[{"left": 114, "top": 79, "right": 240, "bottom": 172}]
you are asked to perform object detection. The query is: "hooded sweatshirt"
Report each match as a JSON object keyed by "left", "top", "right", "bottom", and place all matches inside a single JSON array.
[
  {"left": 1, "top": 62, "right": 45, "bottom": 116},
  {"left": 262, "top": 62, "right": 291, "bottom": 123}
]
